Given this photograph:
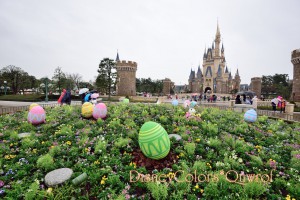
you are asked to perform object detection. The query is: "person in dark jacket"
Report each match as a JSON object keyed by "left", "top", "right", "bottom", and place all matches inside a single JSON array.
[
  {"left": 62, "top": 89, "right": 72, "bottom": 105},
  {"left": 235, "top": 95, "right": 242, "bottom": 104}
]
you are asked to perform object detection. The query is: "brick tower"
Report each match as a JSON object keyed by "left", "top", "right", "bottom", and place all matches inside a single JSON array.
[
  {"left": 291, "top": 49, "right": 300, "bottom": 102},
  {"left": 115, "top": 53, "right": 137, "bottom": 96},
  {"left": 163, "top": 78, "right": 174, "bottom": 95},
  {"left": 251, "top": 77, "right": 262, "bottom": 98}
]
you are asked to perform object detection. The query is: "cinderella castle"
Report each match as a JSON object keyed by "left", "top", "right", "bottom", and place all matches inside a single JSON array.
[{"left": 188, "top": 24, "right": 241, "bottom": 94}]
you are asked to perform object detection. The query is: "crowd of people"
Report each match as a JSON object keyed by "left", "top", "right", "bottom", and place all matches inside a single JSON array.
[{"left": 271, "top": 96, "right": 286, "bottom": 113}]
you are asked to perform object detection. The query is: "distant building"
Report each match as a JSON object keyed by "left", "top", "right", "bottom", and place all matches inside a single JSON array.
[
  {"left": 188, "top": 23, "right": 241, "bottom": 94},
  {"left": 240, "top": 84, "right": 249, "bottom": 92}
]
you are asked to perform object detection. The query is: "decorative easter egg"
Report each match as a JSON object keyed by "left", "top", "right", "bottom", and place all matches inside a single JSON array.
[
  {"left": 184, "top": 100, "right": 190, "bottom": 108},
  {"left": 189, "top": 108, "right": 196, "bottom": 114},
  {"left": 81, "top": 102, "right": 94, "bottom": 118},
  {"left": 27, "top": 105, "right": 46, "bottom": 125},
  {"left": 29, "top": 103, "right": 39, "bottom": 111},
  {"left": 190, "top": 101, "right": 197, "bottom": 108},
  {"left": 172, "top": 100, "right": 178, "bottom": 106},
  {"left": 123, "top": 98, "right": 129, "bottom": 104},
  {"left": 244, "top": 109, "right": 257, "bottom": 123},
  {"left": 139, "top": 121, "right": 170, "bottom": 160},
  {"left": 93, "top": 103, "right": 107, "bottom": 119}
]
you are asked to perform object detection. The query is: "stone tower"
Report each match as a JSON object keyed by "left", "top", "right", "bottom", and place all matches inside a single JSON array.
[
  {"left": 116, "top": 53, "right": 137, "bottom": 96},
  {"left": 251, "top": 77, "right": 262, "bottom": 98},
  {"left": 291, "top": 49, "right": 300, "bottom": 102},
  {"left": 163, "top": 78, "right": 174, "bottom": 95}
]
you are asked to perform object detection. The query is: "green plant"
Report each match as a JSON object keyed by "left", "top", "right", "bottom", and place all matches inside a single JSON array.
[
  {"left": 114, "top": 138, "right": 131, "bottom": 148},
  {"left": 37, "top": 154, "right": 54, "bottom": 170},
  {"left": 146, "top": 182, "right": 168, "bottom": 200},
  {"left": 244, "top": 182, "right": 267, "bottom": 198},
  {"left": 184, "top": 142, "right": 196, "bottom": 156},
  {"left": 95, "top": 140, "right": 107, "bottom": 154}
]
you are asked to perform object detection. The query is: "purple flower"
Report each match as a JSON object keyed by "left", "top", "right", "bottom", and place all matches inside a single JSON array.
[
  {"left": 279, "top": 171, "right": 285, "bottom": 176},
  {"left": 0, "top": 180, "right": 4, "bottom": 188},
  {"left": 294, "top": 154, "right": 300, "bottom": 159},
  {"left": 0, "top": 189, "right": 5, "bottom": 195}
]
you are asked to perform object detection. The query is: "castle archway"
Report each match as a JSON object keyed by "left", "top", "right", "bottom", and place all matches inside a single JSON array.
[{"left": 204, "top": 87, "right": 212, "bottom": 93}]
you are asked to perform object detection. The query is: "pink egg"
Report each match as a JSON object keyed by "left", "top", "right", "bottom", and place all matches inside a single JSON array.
[
  {"left": 92, "top": 103, "right": 107, "bottom": 119},
  {"left": 27, "top": 106, "right": 46, "bottom": 125}
]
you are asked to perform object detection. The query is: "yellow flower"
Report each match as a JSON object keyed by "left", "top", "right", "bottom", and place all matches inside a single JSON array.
[
  {"left": 32, "top": 149, "right": 37, "bottom": 154},
  {"left": 5, "top": 155, "right": 10, "bottom": 159},
  {"left": 94, "top": 160, "right": 100, "bottom": 165},
  {"left": 66, "top": 141, "right": 72, "bottom": 145},
  {"left": 10, "top": 143, "right": 13, "bottom": 147},
  {"left": 195, "top": 184, "right": 199, "bottom": 189},
  {"left": 195, "top": 138, "right": 201, "bottom": 142},
  {"left": 42, "top": 141, "right": 45, "bottom": 144},
  {"left": 200, "top": 189, "right": 204, "bottom": 193},
  {"left": 100, "top": 180, "right": 105, "bottom": 185},
  {"left": 47, "top": 187, "right": 53, "bottom": 193}
]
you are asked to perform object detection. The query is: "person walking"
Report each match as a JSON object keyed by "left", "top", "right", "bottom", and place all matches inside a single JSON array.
[
  {"left": 58, "top": 89, "right": 66, "bottom": 106},
  {"left": 271, "top": 97, "right": 277, "bottom": 112},
  {"left": 235, "top": 95, "right": 242, "bottom": 104}
]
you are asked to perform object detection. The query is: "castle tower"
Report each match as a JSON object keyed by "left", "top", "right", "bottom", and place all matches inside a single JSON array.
[
  {"left": 251, "top": 77, "right": 262, "bottom": 98},
  {"left": 291, "top": 49, "right": 300, "bottom": 102},
  {"left": 116, "top": 57, "right": 137, "bottom": 96},
  {"left": 234, "top": 69, "right": 241, "bottom": 92},
  {"left": 163, "top": 78, "right": 173, "bottom": 95}
]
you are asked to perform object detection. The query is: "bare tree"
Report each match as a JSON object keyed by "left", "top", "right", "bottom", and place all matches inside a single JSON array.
[
  {"left": 66, "top": 73, "right": 83, "bottom": 90},
  {"left": 52, "top": 67, "right": 66, "bottom": 92}
]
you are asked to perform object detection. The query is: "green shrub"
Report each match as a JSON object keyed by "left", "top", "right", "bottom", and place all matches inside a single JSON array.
[
  {"left": 146, "top": 182, "right": 168, "bottom": 200},
  {"left": 37, "top": 154, "right": 54, "bottom": 170},
  {"left": 95, "top": 140, "right": 107, "bottom": 154},
  {"left": 114, "top": 138, "right": 131, "bottom": 148},
  {"left": 244, "top": 182, "right": 266, "bottom": 198},
  {"left": 22, "top": 137, "right": 35, "bottom": 148},
  {"left": 184, "top": 142, "right": 196, "bottom": 156}
]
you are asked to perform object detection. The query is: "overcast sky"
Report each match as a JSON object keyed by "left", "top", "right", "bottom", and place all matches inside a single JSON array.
[{"left": 0, "top": 0, "right": 299, "bottom": 85}]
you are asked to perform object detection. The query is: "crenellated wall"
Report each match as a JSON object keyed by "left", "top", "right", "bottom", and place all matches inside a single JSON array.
[
  {"left": 291, "top": 49, "right": 300, "bottom": 102},
  {"left": 116, "top": 60, "right": 137, "bottom": 96}
]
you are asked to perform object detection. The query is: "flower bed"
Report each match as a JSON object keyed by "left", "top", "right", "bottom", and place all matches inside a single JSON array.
[{"left": 0, "top": 104, "right": 299, "bottom": 199}]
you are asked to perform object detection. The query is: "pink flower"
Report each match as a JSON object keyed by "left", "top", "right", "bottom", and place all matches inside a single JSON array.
[{"left": 125, "top": 194, "right": 130, "bottom": 200}]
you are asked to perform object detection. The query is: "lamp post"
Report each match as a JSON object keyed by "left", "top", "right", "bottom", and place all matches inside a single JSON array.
[
  {"left": 4, "top": 81, "right": 7, "bottom": 95},
  {"left": 45, "top": 78, "right": 49, "bottom": 102}
]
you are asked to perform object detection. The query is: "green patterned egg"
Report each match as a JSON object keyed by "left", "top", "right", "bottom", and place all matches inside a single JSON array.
[{"left": 138, "top": 121, "right": 170, "bottom": 160}]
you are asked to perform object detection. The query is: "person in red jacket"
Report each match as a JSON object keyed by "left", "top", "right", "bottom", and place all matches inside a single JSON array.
[{"left": 57, "top": 89, "right": 66, "bottom": 105}]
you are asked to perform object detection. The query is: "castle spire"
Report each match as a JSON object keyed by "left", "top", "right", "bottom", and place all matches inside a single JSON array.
[
  {"left": 212, "top": 41, "right": 215, "bottom": 50},
  {"left": 203, "top": 47, "right": 207, "bottom": 59},
  {"left": 221, "top": 43, "right": 224, "bottom": 53},
  {"left": 225, "top": 66, "right": 228, "bottom": 73},
  {"left": 214, "top": 21, "right": 221, "bottom": 56},
  {"left": 216, "top": 21, "right": 220, "bottom": 37},
  {"left": 116, "top": 51, "right": 120, "bottom": 62},
  {"left": 235, "top": 68, "right": 239, "bottom": 76}
]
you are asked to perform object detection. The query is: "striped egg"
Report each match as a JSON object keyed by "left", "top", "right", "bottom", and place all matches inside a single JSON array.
[
  {"left": 190, "top": 101, "right": 197, "bottom": 108},
  {"left": 93, "top": 103, "right": 107, "bottom": 119},
  {"left": 138, "top": 121, "right": 170, "bottom": 160},
  {"left": 244, "top": 109, "right": 257, "bottom": 123},
  {"left": 27, "top": 105, "right": 46, "bottom": 125},
  {"left": 81, "top": 102, "right": 94, "bottom": 118},
  {"left": 29, "top": 103, "right": 39, "bottom": 111}
]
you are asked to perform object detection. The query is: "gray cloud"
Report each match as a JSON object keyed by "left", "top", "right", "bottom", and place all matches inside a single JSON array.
[{"left": 0, "top": 0, "right": 299, "bottom": 85}]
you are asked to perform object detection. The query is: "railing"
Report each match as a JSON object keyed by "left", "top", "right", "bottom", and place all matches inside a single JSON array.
[{"left": 0, "top": 102, "right": 82, "bottom": 115}]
